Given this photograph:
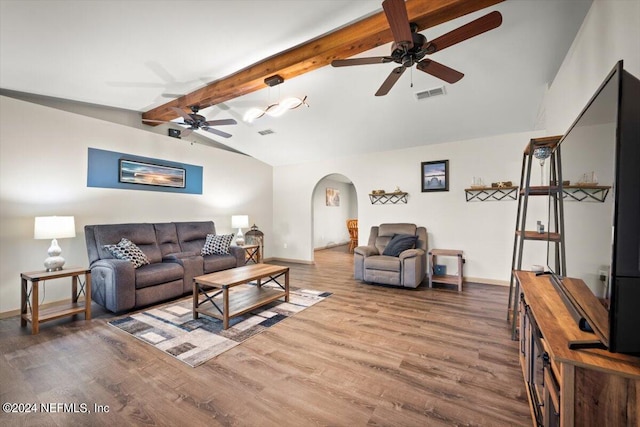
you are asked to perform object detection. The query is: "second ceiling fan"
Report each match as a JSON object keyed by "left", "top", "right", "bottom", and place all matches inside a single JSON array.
[
  {"left": 143, "top": 105, "right": 237, "bottom": 138},
  {"left": 331, "top": 0, "right": 503, "bottom": 96}
]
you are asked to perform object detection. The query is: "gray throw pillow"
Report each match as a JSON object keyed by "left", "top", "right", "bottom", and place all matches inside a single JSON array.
[
  {"left": 103, "top": 237, "right": 150, "bottom": 268},
  {"left": 382, "top": 234, "right": 418, "bottom": 257}
]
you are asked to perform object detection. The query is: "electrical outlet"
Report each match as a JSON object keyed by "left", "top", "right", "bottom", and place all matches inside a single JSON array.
[
  {"left": 283, "top": 243, "right": 287, "bottom": 249},
  {"left": 599, "top": 269, "right": 608, "bottom": 282}
]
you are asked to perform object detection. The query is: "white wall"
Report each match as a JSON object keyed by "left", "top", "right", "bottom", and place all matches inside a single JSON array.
[
  {"left": 542, "top": 0, "right": 640, "bottom": 134},
  {"left": 273, "top": 130, "right": 549, "bottom": 283},
  {"left": 0, "top": 96, "right": 273, "bottom": 313},
  {"left": 312, "top": 177, "right": 357, "bottom": 249}
]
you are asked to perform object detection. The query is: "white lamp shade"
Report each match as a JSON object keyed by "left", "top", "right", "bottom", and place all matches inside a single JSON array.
[
  {"left": 34, "top": 216, "right": 76, "bottom": 239},
  {"left": 231, "top": 215, "right": 249, "bottom": 229}
]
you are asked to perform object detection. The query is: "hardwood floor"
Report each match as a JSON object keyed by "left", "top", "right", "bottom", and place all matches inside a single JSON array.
[{"left": 0, "top": 246, "right": 530, "bottom": 426}]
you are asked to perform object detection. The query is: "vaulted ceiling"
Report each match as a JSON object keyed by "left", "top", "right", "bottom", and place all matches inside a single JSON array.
[{"left": 0, "top": 0, "right": 592, "bottom": 166}]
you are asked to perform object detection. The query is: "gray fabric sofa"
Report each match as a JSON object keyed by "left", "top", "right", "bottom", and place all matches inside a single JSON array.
[
  {"left": 354, "top": 223, "right": 427, "bottom": 288},
  {"left": 85, "top": 221, "right": 244, "bottom": 313}
]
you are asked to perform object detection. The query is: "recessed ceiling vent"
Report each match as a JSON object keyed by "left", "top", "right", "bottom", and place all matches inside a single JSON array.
[
  {"left": 415, "top": 86, "right": 446, "bottom": 101},
  {"left": 258, "top": 129, "right": 275, "bottom": 136}
]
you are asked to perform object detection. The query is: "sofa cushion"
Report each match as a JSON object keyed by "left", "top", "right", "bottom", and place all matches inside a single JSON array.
[
  {"left": 203, "top": 254, "right": 238, "bottom": 273},
  {"left": 90, "top": 223, "right": 163, "bottom": 264},
  {"left": 382, "top": 234, "right": 418, "bottom": 257},
  {"left": 135, "top": 262, "right": 184, "bottom": 289},
  {"left": 103, "top": 238, "right": 150, "bottom": 269},
  {"left": 175, "top": 221, "right": 215, "bottom": 254},
  {"left": 154, "top": 223, "right": 181, "bottom": 257},
  {"left": 202, "top": 234, "right": 234, "bottom": 255}
]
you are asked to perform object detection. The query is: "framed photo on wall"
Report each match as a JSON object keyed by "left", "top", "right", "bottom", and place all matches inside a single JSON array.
[
  {"left": 326, "top": 187, "right": 340, "bottom": 206},
  {"left": 119, "top": 159, "right": 186, "bottom": 188},
  {"left": 421, "top": 160, "right": 449, "bottom": 192}
]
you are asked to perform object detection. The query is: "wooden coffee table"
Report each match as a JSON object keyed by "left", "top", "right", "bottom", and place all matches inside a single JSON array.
[{"left": 193, "top": 264, "right": 289, "bottom": 329}]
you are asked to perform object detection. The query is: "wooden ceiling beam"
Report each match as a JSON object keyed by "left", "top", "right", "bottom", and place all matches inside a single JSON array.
[{"left": 142, "top": 0, "right": 504, "bottom": 124}]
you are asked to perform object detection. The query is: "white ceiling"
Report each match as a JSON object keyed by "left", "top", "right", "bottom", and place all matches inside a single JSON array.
[{"left": 0, "top": 0, "right": 591, "bottom": 166}]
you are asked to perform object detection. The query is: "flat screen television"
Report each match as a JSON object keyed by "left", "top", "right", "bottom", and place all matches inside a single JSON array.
[{"left": 546, "top": 60, "right": 640, "bottom": 355}]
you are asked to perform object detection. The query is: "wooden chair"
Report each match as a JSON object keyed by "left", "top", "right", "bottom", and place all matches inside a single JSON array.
[{"left": 346, "top": 219, "right": 358, "bottom": 253}]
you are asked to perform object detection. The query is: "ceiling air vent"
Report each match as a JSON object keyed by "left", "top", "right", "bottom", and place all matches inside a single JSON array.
[
  {"left": 415, "top": 86, "right": 446, "bottom": 101},
  {"left": 258, "top": 129, "right": 275, "bottom": 136}
]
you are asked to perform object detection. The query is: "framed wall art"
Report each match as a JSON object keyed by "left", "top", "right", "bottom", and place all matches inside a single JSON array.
[
  {"left": 326, "top": 187, "right": 340, "bottom": 206},
  {"left": 119, "top": 159, "right": 186, "bottom": 188},
  {"left": 421, "top": 160, "right": 449, "bottom": 192}
]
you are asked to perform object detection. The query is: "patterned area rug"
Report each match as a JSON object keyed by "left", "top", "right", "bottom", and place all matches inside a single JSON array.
[{"left": 108, "top": 285, "right": 331, "bottom": 367}]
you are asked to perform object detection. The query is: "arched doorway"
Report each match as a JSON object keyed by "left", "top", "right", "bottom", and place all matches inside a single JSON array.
[{"left": 311, "top": 174, "right": 358, "bottom": 258}]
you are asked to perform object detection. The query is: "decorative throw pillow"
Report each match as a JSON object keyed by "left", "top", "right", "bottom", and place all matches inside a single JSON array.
[
  {"left": 382, "top": 234, "right": 418, "bottom": 257},
  {"left": 202, "top": 234, "right": 234, "bottom": 255},
  {"left": 103, "top": 237, "right": 150, "bottom": 268}
]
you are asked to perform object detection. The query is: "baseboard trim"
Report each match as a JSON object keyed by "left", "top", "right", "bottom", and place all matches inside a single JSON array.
[
  {"left": 267, "top": 257, "right": 315, "bottom": 265},
  {"left": 464, "top": 276, "right": 509, "bottom": 287}
]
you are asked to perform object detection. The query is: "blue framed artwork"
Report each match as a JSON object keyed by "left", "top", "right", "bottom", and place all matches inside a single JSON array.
[{"left": 119, "top": 159, "right": 186, "bottom": 188}]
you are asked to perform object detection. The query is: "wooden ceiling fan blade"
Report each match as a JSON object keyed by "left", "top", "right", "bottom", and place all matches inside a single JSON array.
[
  {"left": 170, "top": 106, "right": 194, "bottom": 122},
  {"left": 375, "top": 66, "right": 406, "bottom": 96},
  {"left": 204, "top": 118, "right": 237, "bottom": 127},
  {"left": 331, "top": 57, "right": 393, "bottom": 67},
  {"left": 426, "top": 11, "right": 502, "bottom": 54},
  {"left": 203, "top": 127, "right": 233, "bottom": 139},
  {"left": 416, "top": 59, "right": 464, "bottom": 83},
  {"left": 382, "top": 0, "right": 413, "bottom": 49}
]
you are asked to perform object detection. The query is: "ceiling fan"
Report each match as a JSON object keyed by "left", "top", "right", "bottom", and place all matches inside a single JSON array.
[
  {"left": 143, "top": 105, "right": 237, "bottom": 138},
  {"left": 331, "top": 0, "right": 503, "bottom": 96}
]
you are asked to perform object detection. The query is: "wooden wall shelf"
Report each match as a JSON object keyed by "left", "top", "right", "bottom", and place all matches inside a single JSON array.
[
  {"left": 369, "top": 192, "right": 408, "bottom": 205},
  {"left": 562, "top": 185, "right": 611, "bottom": 202},
  {"left": 464, "top": 186, "right": 518, "bottom": 201}
]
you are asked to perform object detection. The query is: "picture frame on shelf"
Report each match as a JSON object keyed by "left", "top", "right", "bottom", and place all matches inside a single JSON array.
[
  {"left": 421, "top": 160, "right": 449, "bottom": 192},
  {"left": 119, "top": 159, "right": 186, "bottom": 188}
]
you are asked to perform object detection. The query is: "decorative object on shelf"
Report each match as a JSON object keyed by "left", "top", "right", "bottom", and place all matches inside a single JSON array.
[
  {"left": 421, "top": 160, "right": 449, "bottom": 192},
  {"left": 326, "top": 188, "right": 340, "bottom": 206},
  {"left": 243, "top": 75, "right": 309, "bottom": 122},
  {"left": 491, "top": 181, "right": 513, "bottom": 188},
  {"left": 577, "top": 171, "right": 598, "bottom": 185},
  {"left": 34, "top": 216, "right": 76, "bottom": 271},
  {"left": 371, "top": 189, "right": 385, "bottom": 195},
  {"left": 464, "top": 186, "right": 518, "bottom": 202},
  {"left": 244, "top": 224, "right": 264, "bottom": 262},
  {"left": 231, "top": 215, "right": 249, "bottom": 246},
  {"left": 470, "top": 176, "right": 485, "bottom": 189},
  {"left": 533, "top": 145, "right": 552, "bottom": 185},
  {"left": 369, "top": 192, "right": 408, "bottom": 204}
]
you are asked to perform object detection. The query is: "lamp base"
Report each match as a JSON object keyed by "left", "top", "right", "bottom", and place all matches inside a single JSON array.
[
  {"left": 44, "top": 256, "right": 65, "bottom": 272},
  {"left": 235, "top": 229, "right": 245, "bottom": 246}
]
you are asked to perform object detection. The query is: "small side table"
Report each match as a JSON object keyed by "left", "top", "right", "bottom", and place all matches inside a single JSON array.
[
  {"left": 240, "top": 244, "right": 261, "bottom": 264},
  {"left": 428, "top": 249, "right": 465, "bottom": 292},
  {"left": 20, "top": 267, "right": 91, "bottom": 334}
]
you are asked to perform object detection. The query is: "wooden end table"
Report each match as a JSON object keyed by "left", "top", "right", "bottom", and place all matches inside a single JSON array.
[
  {"left": 239, "top": 244, "right": 261, "bottom": 264},
  {"left": 428, "top": 249, "right": 465, "bottom": 292},
  {"left": 193, "top": 264, "right": 288, "bottom": 329},
  {"left": 20, "top": 267, "right": 91, "bottom": 334}
]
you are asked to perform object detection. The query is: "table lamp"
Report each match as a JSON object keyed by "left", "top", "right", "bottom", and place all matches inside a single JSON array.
[
  {"left": 231, "top": 215, "right": 249, "bottom": 246},
  {"left": 34, "top": 216, "right": 76, "bottom": 271}
]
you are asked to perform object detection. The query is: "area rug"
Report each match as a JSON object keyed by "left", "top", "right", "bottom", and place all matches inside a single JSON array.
[{"left": 108, "top": 284, "right": 331, "bottom": 367}]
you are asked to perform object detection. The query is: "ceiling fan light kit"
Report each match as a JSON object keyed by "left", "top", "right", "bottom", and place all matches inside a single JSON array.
[{"left": 331, "top": 0, "right": 502, "bottom": 96}]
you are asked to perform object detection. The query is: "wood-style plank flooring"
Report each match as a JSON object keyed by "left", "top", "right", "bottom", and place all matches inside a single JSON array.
[{"left": 0, "top": 246, "right": 530, "bottom": 426}]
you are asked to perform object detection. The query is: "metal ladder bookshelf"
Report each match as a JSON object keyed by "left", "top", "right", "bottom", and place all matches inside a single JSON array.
[{"left": 507, "top": 136, "right": 566, "bottom": 339}]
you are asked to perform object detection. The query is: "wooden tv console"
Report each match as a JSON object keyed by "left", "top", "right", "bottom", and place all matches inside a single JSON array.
[{"left": 515, "top": 271, "right": 639, "bottom": 427}]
